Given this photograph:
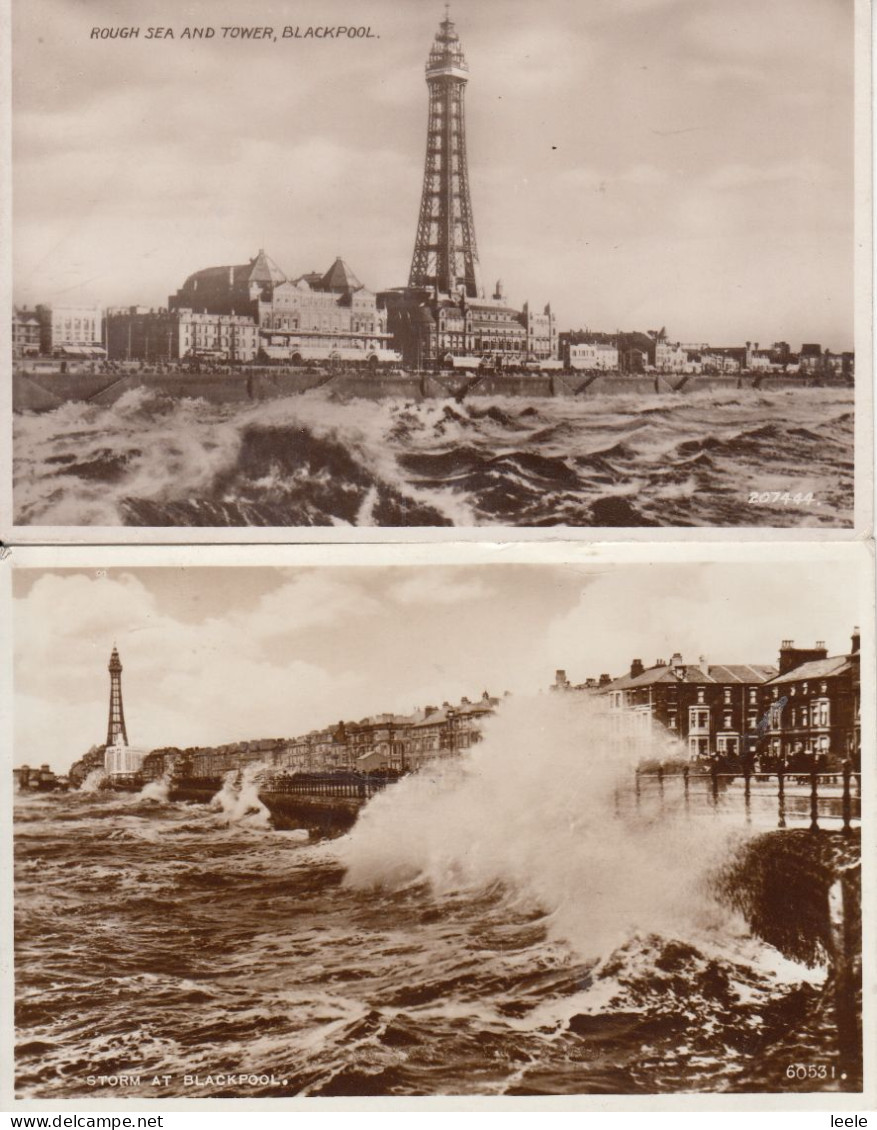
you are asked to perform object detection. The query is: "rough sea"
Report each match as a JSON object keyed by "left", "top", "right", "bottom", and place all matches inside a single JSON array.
[
  {"left": 13, "top": 386, "right": 854, "bottom": 527},
  {"left": 13, "top": 700, "right": 857, "bottom": 1099}
]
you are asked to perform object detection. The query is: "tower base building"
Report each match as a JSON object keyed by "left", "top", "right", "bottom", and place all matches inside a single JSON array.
[{"left": 380, "top": 287, "right": 556, "bottom": 371}]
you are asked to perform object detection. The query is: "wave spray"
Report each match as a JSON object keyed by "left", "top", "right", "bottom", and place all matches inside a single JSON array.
[
  {"left": 341, "top": 693, "right": 741, "bottom": 959},
  {"left": 210, "top": 764, "right": 272, "bottom": 827},
  {"left": 137, "top": 772, "right": 171, "bottom": 803},
  {"left": 80, "top": 767, "right": 108, "bottom": 793}
]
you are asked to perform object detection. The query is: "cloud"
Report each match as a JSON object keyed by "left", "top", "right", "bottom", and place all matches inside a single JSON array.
[
  {"left": 543, "top": 563, "right": 859, "bottom": 683},
  {"left": 387, "top": 573, "right": 491, "bottom": 606},
  {"left": 12, "top": 571, "right": 378, "bottom": 766},
  {"left": 241, "top": 574, "right": 382, "bottom": 637}
]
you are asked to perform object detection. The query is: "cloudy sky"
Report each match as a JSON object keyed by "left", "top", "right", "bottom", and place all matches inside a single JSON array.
[
  {"left": 13, "top": 0, "right": 854, "bottom": 349},
  {"left": 12, "top": 560, "right": 862, "bottom": 771}
]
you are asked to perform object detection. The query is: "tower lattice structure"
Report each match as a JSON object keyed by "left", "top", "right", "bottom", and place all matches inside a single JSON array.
[
  {"left": 409, "top": 12, "right": 481, "bottom": 299},
  {"left": 106, "top": 645, "right": 129, "bottom": 748}
]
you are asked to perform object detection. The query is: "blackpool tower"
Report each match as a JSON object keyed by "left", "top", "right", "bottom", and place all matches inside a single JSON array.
[
  {"left": 408, "top": 10, "right": 482, "bottom": 299},
  {"left": 106, "top": 645, "right": 129, "bottom": 748}
]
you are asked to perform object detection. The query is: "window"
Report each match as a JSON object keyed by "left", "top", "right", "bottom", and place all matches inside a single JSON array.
[{"left": 689, "top": 708, "right": 709, "bottom": 730}]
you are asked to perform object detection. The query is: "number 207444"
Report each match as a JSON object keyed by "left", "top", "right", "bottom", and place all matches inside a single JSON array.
[{"left": 748, "top": 491, "right": 815, "bottom": 505}]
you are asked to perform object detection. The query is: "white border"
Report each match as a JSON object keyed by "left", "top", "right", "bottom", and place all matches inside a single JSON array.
[
  {"left": 1, "top": 540, "right": 874, "bottom": 1112},
  {"left": 0, "top": 0, "right": 872, "bottom": 544}
]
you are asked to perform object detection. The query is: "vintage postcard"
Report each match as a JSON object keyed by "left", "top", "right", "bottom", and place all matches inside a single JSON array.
[
  {"left": 1, "top": 541, "right": 874, "bottom": 1109},
  {"left": 3, "top": 0, "right": 872, "bottom": 539}
]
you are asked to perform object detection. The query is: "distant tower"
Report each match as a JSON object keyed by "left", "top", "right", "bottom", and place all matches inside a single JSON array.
[
  {"left": 409, "top": 10, "right": 481, "bottom": 299},
  {"left": 106, "top": 645, "right": 129, "bottom": 747}
]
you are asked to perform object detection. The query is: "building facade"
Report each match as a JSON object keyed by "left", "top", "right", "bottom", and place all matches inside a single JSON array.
[
  {"left": 12, "top": 306, "right": 41, "bottom": 359},
  {"left": 127, "top": 691, "right": 500, "bottom": 787},
  {"left": 381, "top": 287, "right": 551, "bottom": 370},
  {"left": 654, "top": 340, "right": 690, "bottom": 373},
  {"left": 167, "top": 249, "right": 395, "bottom": 364},
  {"left": 554, "top": 632, "right": 860, "bottom": 770},
  {"left": 755, "top": 632, "right": 861, "bottom": 770},
  {"left": 568, "top": 341, "right": 619, "bottom": 371},
  {"left": 36, "top": 304, "right": 104, "bottom": 356},
  {"left": 106, "top": 306, "right": 260, "bottom": 363},
  {"left": 599, "top": 655, "right": 778, "bottom": 762}
]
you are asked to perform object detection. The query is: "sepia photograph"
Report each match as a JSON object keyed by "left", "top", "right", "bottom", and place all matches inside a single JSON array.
[
  {"left": 6, "top": 0, "right": 869, "bottom": 534},
  {"left": 4, "top": 543, "right": 873, "bottom": 1104}
]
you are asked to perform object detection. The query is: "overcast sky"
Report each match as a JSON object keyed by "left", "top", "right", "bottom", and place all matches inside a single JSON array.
[
  {"left": 12, "top": 561, "right": 862, "bottom": 771},
  {"left": 13, "top": 0, "right": 854, "bottom": 349}
]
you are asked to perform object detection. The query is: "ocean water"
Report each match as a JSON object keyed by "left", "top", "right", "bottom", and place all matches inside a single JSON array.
[
  {"left": 13, "top": 699, "right": 857, "bottom": 1099},
  {"left": 12, "top": 386, "right": 853, "bottom": 527}
]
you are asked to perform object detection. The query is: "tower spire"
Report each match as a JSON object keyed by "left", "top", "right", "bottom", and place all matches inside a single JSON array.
[
  {"left": 106, "top": 645, "right": 129, "bottom": 748},
  {"left": 408, "top": 13, "right": 481, "bottom": 298}
]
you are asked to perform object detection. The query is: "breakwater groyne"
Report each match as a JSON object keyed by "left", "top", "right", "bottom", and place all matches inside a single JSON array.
[{"left": 12, "top": 367, "right": 853, "bottom": 412}]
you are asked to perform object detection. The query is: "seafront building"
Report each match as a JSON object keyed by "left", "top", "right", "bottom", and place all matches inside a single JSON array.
[
  {"left": 759, "top": 632, "right": 861, "bottom": 766},
  {"left": 593, "top": 656, "right": 779, "bottom": 762},
  {"left": 105, "top": 306, "right": 260, "bottom": 363},
  {"left": 103, "top": 250, "right": 396, "bottom": 365},
  {"left": 12, "top": 304, "right": 107, "bottom": 359},
  {"left": 555, "top": 630, "right": 862, "bottom": 770},
  {"left": 11, "top": 306, "right": 41, "bottom": 359},
  {"left": 13, "top": 764, "right": 66, "bottom": 791}
]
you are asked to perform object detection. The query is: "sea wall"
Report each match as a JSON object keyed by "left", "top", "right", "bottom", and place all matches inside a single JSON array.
[
  {"left": 13, "top": 367, "right": 853, "bottom": 412},
  {"left": 717, "top": 829, "right": 861, "bottom": 1061},
  {"left": 717, "top": 829, "right": 861, "bottom": 965}
]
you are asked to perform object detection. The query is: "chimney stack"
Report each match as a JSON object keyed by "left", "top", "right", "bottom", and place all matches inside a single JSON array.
[{"left": 630, "top": 659, "right": 644, "bottom": 679}]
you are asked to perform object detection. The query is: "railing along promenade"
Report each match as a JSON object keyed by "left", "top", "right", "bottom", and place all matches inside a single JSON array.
[
  {"left": 176, "top": 770, "right": 397, "bottom": 801},
  {"left": 175, "top": 762, "right": 861, "bottom": 833},
  {"left": 262, "top": 770, "right": 395, "bottom": 800},
  {"left": 629, "top": 760, "right": 861, "bottom": 833}
]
